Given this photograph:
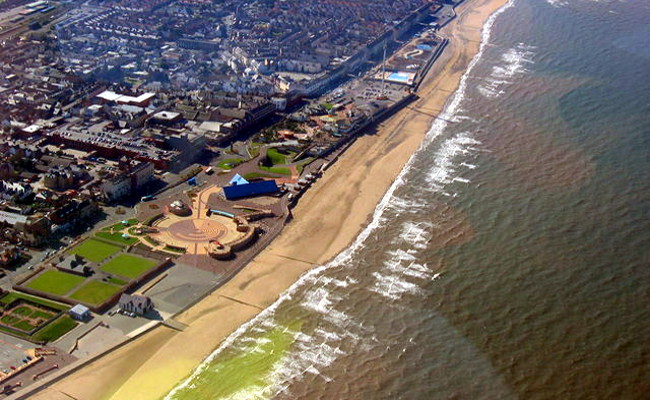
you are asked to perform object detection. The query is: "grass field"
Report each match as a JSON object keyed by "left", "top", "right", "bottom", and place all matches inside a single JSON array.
[
  {"left": 296, "top": 157, "right": 316, "bottom": 173},
  {"left": 259, "top": 165, "right": 291, "bottom": 175},
  {"left": 32, "top": 310, "right": 53, "bottom": 319},
  {"left": 95, "top": 231, "right": 139, "bottom": 246},
  {"left": 100, "top": 254, "right": 157, "bottom": 279},
  {"left": 242, "top": 172, "right": 276, "bottom": 181},
  {"left": 217, "top": 158, "right": 244, "bottom": 170},
  {"left": 68, "top": 238, "right": 123, "bottom": 262},
  {"left": 163, "top": 245, "right": 186, "bottom": 254},
  {"left": 69, "top": 281, "right": 122, "bottom": 305},
  {"left": 127, "top": 226, "right": 145, "bottom": 236},
  {"left": 14, "top": 320, "right": 36, "bottom": 332},
  {"left": 13, "top": 306, "right": 31, "bottom": 316},
  {"left": 107, "top": 277, "right": 128, "bottom": 285},
  {"left": 0, "top": 293, "right": 72, "bottom": 341},
  {"left": 26, "top": 270, "right": 85, "bottom": 296},
  {"left": 0, "top": 292, "right": 68, "bottom": 311},
  {"left": 1, "top": 315, "right": 19, "bottom": 325},
  {"left": 266, "top": 148, "right": 287, "bottom": 165},
  {"left": 32, "top": 315, "right": 77, "bottom": 343},
  {"left": 143, "top": 236, "right": 160, "bottom": 246},
  {"left": 102, "top": 219, "right": 139, "bottom": 232},
  {"left": 0, "top": 298, "right": 59, "bottom": 334}
]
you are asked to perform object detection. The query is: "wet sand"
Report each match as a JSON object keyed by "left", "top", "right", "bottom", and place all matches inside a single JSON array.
[{"left": 30, "top": 0, "right": 510, "bottom": 398}]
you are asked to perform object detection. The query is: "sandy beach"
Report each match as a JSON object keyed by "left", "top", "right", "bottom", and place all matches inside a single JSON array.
[{"left": 30, "top": 0, "right": 510, "bottom": 398}]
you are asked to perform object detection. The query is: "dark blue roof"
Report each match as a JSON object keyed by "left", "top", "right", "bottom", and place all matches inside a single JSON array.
[{"left": 223, "top": 180, "right": 278, "bottom": 200}]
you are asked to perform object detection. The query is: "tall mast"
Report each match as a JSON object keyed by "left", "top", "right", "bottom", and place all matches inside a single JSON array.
[{"left": 381, "top": 41, "right": 387, "bottom": 97}]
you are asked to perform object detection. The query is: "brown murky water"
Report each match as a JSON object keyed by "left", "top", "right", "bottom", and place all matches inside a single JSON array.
[{"left": 168, "top": 0, "right": 650, "bottom": 399}]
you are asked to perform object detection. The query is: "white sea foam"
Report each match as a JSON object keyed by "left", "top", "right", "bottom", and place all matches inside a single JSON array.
[
  {"left": 425, "top": 132, "right": 481, "bottom": 192},
  {"left": 165, "top": 1, "right": 516, "bottom": 398},
  {"left": 546, "top": 0, "right": 569, "bottom": 7},
  {"left": 370, "top": 245, "right": 433, "bottom": 300},
  {"left": 477, "top": 43, "right": 535, "bottom": 98},
  {"left": 548, "top": 0, "right": 616, "bottom": 7},
  {"left": 451, "top": 114, "right": 479, "bottom": 123},
  {"left": 388, "top": 195, "right": 429, "bottom": 214},
  {"left": 396, "top": 221, "right": 432, "bottom": 249},
  {"left": 301, "top": 287, "right": 339, "bottom": 314},
  {"left": 370, "top": 271, "right": 423, "bottom": 300}
]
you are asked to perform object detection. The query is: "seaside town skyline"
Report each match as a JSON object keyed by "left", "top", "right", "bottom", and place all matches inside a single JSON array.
[
  {"left": 0, "top": 0, "right": 464, "bottom": 396},
  {"left": 1, "top": 0, "right": 644, "bottom": 398}
]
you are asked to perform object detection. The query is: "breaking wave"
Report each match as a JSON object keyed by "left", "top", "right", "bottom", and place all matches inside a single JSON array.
[{"left": 477, "top": 43, "right": 535, "bottom": 98}]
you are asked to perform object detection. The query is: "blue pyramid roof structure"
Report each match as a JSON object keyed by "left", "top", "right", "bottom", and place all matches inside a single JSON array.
[{"left": 229, "top": 174, "right": 249, "bottom": 186}]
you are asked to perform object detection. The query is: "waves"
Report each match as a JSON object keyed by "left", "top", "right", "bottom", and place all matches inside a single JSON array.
[
  {"left": 477, "top": 42, "right": 535, "bottom": 98},
  {"left": 165, "top": 1, "right": 518, "bottom": 398},
  {"left": 545, "top": 0, "right": 568, "bottom": 8},
  {"left": 424, "top": 132, "right": 482, "bottom": 195}
]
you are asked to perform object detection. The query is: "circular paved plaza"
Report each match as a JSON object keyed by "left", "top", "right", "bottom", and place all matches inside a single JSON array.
[
  {"left": 167, "top": 219, "right": 228, "bottom": 243},
  {"left": 151, "top": 214, "right": 241, "bottom": 254}
]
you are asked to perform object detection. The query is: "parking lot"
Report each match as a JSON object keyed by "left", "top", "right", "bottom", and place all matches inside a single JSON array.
[{"left": 0, "top": 335, "right": 32, "bottom": 374}]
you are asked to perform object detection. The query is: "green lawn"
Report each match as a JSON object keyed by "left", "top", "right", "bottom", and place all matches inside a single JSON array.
[
  {"left": 26, "top": 270, "right": 85, "bottom": 296},
  {"left": 247, "top": 145, "right": 261, "bottom": 159},
  {"left": 69, "top": 281, "right": 122, "bottom": 305},
  {"left": 102, "top": 219, "right": 139, "bottom": 232},
  {"left": 32, "top": 310, "right": 54, "bottom": 320},
  {"left": 127, "top": 227, "right": 145, "bottom": 236},
  {"left": 296, "top": 157, "right": 316, "bottom": 173},
  {"left": 32, "top": 315, "right": 78, "bottom": 343},
  {"left": 0, "top": 292, "right": 68, "bottom": 311},
  {"left": 266, "top": 148, "right": 287, "bottom": 165},
  {"left": 217, "top": 158, "right": 244, "bottom": 170},
  {"left": 242, "top": 172, "right": 275, "bottom": 181},
  {"left": 259, "top": 165, "right": 291, "bottom": 175},
  {"left": 95, "top": 231, "right": 139, "bottom": 246},
  {"left": 143, "top": 236, "right": 160, "bottom": 246},
  {"left": 1, "top": 315, "right": 19, "bottom": 325},
  {"left": 100, "top": 254, "right": 157, "bottom": 279},
  {"left": 163, "top": 245, "right": 186, "bottom": 254},
  {"left": 14, "top": 320, "right": 36, "bottom": 332},
  {"left": 13, "top": 306, "right": 32, "bottom": 316},
  {"left": 68, "top": 238, "right": 123, "bottom": 262}
]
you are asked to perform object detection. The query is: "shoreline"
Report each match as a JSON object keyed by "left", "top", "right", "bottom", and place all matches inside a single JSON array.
[{"left": 27, "top": 0, "right": 511, "bottom": 398}]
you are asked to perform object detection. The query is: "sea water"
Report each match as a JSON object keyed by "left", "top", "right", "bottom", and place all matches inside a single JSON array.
[{"left": 167, "top": 0, "right": 650, "bottom": 398}]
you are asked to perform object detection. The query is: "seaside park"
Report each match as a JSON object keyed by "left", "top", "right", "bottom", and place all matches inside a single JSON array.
[{"left": 0, "top": 153, "right": 324, "bottom": 391}]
